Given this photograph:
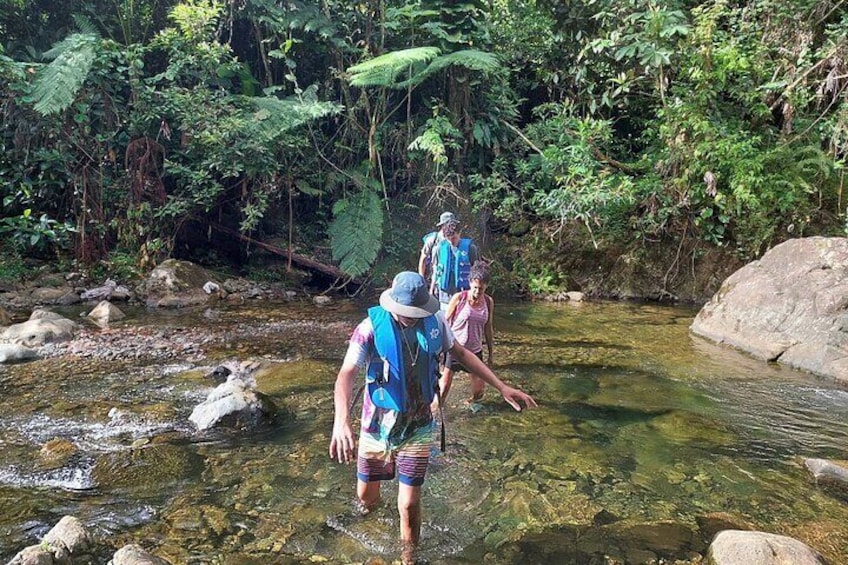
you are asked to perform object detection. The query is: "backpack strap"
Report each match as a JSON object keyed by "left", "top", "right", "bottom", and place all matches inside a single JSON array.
[{"left": 447, "top": 290, "right": 468, "bottom": 324}]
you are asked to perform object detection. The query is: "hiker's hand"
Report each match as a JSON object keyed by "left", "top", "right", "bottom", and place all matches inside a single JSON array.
[
  {"left": 329, "top": 421, "right": 356, "bottom": 464},
  {"left": 501, "top": 386, "right": 537, "bottom": 412}
]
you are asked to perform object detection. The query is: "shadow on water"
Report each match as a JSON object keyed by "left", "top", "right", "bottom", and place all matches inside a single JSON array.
[{"left": 1, "top": 300, "right": 848, "bottom": 563}]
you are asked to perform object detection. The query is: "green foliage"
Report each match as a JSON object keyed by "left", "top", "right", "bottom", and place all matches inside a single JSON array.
[
  {"left": 0, "top": 249, "right": 28, "bottom": 284},
  {"left": 328, "top": 187, "right": 384, "bottom": 278},
  {"left": 348, "top": 47, "right": 442, "bottom": 88},
  {"left": 28, "top": 32, "right": 101, "bottom": 116},
  {"left": 0, "top": 209, "right": 76, "bottom": 255}
]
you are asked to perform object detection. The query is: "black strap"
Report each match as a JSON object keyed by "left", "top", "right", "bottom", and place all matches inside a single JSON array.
[
  {"left": 348, "top": 382, "right": 365, "bottom": 419},
  {"left": 435, "top": 385, "right": 446, "bottom": 453}
]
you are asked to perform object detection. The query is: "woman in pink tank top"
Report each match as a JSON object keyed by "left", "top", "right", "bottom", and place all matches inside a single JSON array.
[{"left": 439, "top": 261, "right": 494, "bottom": 403}]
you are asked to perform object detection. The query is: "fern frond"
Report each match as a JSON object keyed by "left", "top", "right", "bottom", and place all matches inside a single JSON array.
[
  {"left": 328, "top": 189, "right": 384, "bottom": 277},
  {"left": 347, "top": 47, "right": 441, "bottom": 88},
  {"left": 247, "top": 89, "right": 342, "bottom": 133},
  {"left": 32, "top": 33, "right": 100, "bottom": 116},
  {"left": 396, "top": 49, "right": 501, "bottom": 89}
]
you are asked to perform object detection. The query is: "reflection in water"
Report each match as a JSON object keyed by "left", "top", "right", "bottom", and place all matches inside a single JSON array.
[{"left": 0, "top": 300, "right": 847, "bottom": 563}]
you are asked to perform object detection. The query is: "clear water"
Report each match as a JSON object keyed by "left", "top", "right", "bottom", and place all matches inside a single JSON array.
[{"left": 0, "top": 300, "right": 846, "bottom": 564}]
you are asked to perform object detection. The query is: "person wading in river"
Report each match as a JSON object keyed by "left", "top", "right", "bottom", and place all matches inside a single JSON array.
[
  {"left": 328, "top": 271, "right": 536, "bottom": 564},
  {"left": 438, "top": 260, "right": 495, "bottom": 405}
]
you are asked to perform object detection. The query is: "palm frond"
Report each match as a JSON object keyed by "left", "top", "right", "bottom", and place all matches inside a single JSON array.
[
  {"left": 396, "top": 49, "right": 501, "bottom": 89},
  {"left": 328, "top": 189, "right": 384, "bottom": 277},
  {"left": 347, "top": 47, "right": 441, "bottom": 88},
  {"left": 31, "top": 33, "right": 100, "bottom": 116}
]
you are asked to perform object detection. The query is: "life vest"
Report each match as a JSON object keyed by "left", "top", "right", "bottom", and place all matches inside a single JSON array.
[
  {"left": 436, "top": 238, "right": 472, "bottom": 292},
  {"left": 365, "top": 306, "right": 441, "bottom": 412}
]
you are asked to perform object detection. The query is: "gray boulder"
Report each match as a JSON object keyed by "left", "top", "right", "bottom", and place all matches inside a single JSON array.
[
  {"left": 109, "top": 544, "right": 171, "bottom": 565},
  {"left": 1, "top": 310, "right": 78, "bottom": 346},
  {"left": 189, "top": 378, "right": 276, "bottom": 431},
  {"left": 0, "top": 343, "right": 40, "bottom": 364},
  {"left": 691, "top": 237, "right": 848, "bottom": 382},
  {"left": 707, "top": 530, "right": 825, "bottom": 565},
  {"left": 138, "top": 259, "right": 221, "bottom": 308}
]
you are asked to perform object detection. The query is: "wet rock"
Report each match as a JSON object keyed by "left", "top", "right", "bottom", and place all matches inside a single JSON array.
[
  {"left": 691, "top": 236, "right": 848, "bottom": 382},
  {"left": 804, "top": 458, "right": 848, "bottom": 500},
  {"left": 80, "top": 279, "right": 130, "bottom": 302},
  {"left": 87, "top": 301, "right": 126, "bottom": 325},
  {"left": 0, "top": 343, "right": 40, "bottom": 363},
  {"left": 696, "top": 512, "right": 755, "bottom": 545},
  {"left": 189, "top": 378, "right": 277, "bottom": 431},
  {"left": 6, "top": 545, "right": 54, "bottom": 565},
  {"left": 109, "top": 544, "right": 171, "bottom": 565},
  {"left": 39, "top": 438, "right": 80, "bottom": 469},
  {"left": 41, "top": 515, "right": 95, "bottom": 560},
  {"left": 93, "top": 444, "right": 204, "bottom": 491},
  {"left": 707, "top": 530, "right": 826, "bottom": 564}
]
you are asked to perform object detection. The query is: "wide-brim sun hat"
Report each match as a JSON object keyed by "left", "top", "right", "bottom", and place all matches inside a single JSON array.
[
  {"left": 379, "top": 271, "right": 439, "bottom": 318},
  {"left": 436, "top": 211, "right": 456, "bottom": 227}
]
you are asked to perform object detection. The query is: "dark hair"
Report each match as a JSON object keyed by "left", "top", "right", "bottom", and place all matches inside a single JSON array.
[{"left": 468, "top": 260, "right": 489, "bottom": 284}]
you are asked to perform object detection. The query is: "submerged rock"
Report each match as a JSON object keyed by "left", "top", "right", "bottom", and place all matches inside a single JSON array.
[
  {"left": 707, "top": 530, "right": 826, "bottom": 565},
  {"left": 805, "top": 457, "right": 848, "bottom": 500}
]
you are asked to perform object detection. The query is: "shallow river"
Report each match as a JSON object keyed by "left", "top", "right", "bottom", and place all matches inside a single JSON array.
[{"left": 0, "top": 300, "right": 847, "bottom": 564}]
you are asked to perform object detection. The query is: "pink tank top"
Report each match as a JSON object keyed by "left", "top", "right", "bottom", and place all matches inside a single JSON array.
[{"left": 450, "top": 292, "right": 489, "bottom": 354}]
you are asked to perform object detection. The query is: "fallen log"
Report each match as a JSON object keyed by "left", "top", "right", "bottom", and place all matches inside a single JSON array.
[{"left": 210, "top": 223, "right": 359, "bottom": 284}]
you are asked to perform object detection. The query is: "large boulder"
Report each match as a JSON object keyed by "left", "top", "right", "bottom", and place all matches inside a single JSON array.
[
  {"left": 0, "top": 343, "right": 40, "bottom": 363},
  {"left": 189, "top": 378, "right": 277, "bottom": 431},
  {"left": 691, "top": 237, "right": 848, "bottom": 383},
  {"left": 8, "top": 515, "right": 96, "bottom": 565},
  {"left": 707, "top": 530, "right": 825, "bottom": 565},
  {"left": 1, "top": 309, "right": 78, "bottom": 346},
  {"left": 138, "top": 259, "right": 220, "bottom": 308}
]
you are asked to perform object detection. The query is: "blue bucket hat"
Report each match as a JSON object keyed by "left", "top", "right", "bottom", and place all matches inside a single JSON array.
[
  {"left": 379, "top": 271, "right": 439, "bottom": 318},
  {"left": 436, "top": 211, "right": 456, "bottom": 227}
]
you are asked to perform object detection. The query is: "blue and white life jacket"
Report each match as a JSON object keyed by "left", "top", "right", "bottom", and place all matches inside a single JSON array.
[
  {"left": 435, "top": 238, "right": 472, "bottom": 292},
  {"left": 366, "top": 306, "right": 441, "bottom": 412}
]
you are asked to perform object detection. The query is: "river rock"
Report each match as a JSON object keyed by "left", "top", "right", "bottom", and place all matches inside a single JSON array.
[
  {"left": 30, "top": 286, "right": 79, "bottom": 305},
  {"left": 0, "top": 343, "right": 40, "bottom": 363},
  {"left": 1, "top": 310, "right": 78, "bottom": 347},
  {"left": 87, "top": 300, "right": 126, "bottom": 325},
  {"left": 189, "top": 378, "right": 277, "bottom": 430},
  {"left": 691, "top": 237, "right": 848, "bottom": 383},
  {"left": 805, "top": 457, "right": 848, "bottom": 499},
  {"left": 707, "top": 530, "right": 825, "bottom": 565},
  {"left": 109, "top": 543, "right": 171, "bottom": 565},
  {"left": 138, "top": 259, "right": 221, "bottom": 308},
  {"left": 6, "top": 545, "right": 54, "bottom": 565},
  {"left": 41, "top": 515, "right": 95, "bottom": 561}
]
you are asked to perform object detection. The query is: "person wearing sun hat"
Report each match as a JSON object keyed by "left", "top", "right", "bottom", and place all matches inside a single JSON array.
[
  {"left": 417, "top": 211, "right": 456, "bottom": 288},
  {"left": 329, "top": 271, "right": 536, "bottom": 563}
]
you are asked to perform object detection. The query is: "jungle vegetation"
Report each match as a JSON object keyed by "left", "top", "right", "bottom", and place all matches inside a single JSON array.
[{"left": 1, "top": 0, "right": 846, "bottom": 294}]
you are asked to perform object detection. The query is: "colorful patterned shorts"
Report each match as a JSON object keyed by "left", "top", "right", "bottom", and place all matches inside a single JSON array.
[{"left": 356, "top": 423, "right": 434, "bottom": 487}]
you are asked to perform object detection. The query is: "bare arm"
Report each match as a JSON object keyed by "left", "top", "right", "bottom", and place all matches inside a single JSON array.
[
  {"left": 449, "top": 341, "right": 537, "bottom": 411},
  {"left": 417, "top": 248, "right": 428, "bottom": 277},
  {"left": 444, "top": 292, "right": 462, "bottom": 325},
  {"left": 484, "top": 295, "right": 494, "bottom": 363},
  {"left": 329, "top": 362, "right": 359, "bottom": 463}
]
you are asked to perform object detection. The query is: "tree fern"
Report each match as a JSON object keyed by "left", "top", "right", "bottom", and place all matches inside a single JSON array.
[
  {"left": 29, "top": 32, "right": 100, "bottom": 116},
  {"left": 246, "top": 86, "right": 342, "bottom": 133},
  {"left": 396, "top": 49, "right": 501, "bottom": 89},
  {"left": 328, "top": 189, "right": 384, "bottom": 278},
  {"left": 347, "top": 47, "right": 441, "bottom": 88}
]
